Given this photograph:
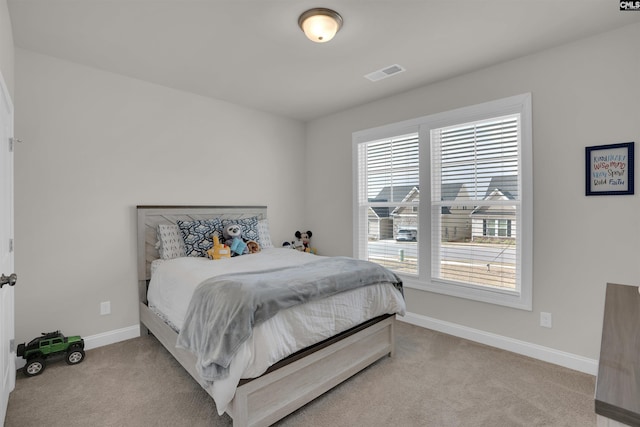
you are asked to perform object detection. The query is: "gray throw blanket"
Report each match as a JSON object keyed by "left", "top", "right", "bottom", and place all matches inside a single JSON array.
[{"left": 176, "top": 256, "right": 402, "bottom": 382}]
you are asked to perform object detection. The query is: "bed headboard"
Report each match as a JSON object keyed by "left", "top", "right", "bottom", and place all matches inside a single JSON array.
[{"left": 136, "top": 205, "right": 267, "bottom": 301}]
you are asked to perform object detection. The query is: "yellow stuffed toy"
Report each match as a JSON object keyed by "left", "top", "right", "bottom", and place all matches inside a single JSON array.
[{"left": 207, "top": 233, "right": 231, "bottom": 260}]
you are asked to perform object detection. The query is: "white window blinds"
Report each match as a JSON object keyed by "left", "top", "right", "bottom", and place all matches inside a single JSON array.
[
  {"left": 356, "top": 133, "right": 419, "bottom": 275},
  {"left": 430, "top": 114, "right": 521, "bottom": 291},
  {"left": 353, "top": 93, "right": 532, "bottom": 310}
]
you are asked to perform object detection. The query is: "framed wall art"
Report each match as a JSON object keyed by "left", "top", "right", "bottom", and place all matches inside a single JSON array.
[{"left": 585, "top": 142, "right": 634, "bottom": 196}]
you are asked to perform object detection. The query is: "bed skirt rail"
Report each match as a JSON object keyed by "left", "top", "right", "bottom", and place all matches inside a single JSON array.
[
  {"left": 228, "top": 315, "right": 395, "bottom": 427},
  {"left": 139, "top": 302, "right": 395, "bottom": 427}
]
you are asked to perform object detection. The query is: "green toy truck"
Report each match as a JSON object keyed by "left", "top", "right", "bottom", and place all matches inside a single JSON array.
[{"left": 16, "top": 331, "right": 85, "bottom": 377}]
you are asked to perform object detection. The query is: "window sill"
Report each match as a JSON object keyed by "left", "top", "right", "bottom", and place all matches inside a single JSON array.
[{"left": 401, "top": 275, "right": 532, "bottom": 311}]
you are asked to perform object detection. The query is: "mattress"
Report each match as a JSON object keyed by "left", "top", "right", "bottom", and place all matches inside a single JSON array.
[{"left": 147, "top": 248, "right": 406, "bottom": 414}]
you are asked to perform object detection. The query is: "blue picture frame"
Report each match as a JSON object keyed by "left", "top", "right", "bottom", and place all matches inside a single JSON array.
[{"left": 585, "top": 142, "right": 634, "bottom": 196}]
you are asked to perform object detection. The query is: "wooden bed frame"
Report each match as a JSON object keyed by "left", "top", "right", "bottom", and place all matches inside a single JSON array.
[{"left": 136, "top": 205, "right": 397, "bottom": 427}]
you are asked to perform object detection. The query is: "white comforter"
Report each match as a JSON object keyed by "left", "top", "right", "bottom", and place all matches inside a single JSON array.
[{"left": 147, "top": 248, "right": 406, "bottom": 415}]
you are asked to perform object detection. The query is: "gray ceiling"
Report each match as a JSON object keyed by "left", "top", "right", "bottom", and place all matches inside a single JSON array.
[{"left": 8, "top": 1, "right": 640, "bottom": 122}]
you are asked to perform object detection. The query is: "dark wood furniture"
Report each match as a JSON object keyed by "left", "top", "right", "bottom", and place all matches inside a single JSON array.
[{"left": 595, "top": 283, "right": 640, "bottom": 426}]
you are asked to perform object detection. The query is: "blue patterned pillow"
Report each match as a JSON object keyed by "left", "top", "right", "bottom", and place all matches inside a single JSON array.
[
  {"left": 221, "top": 217, "right": 260, "bottom": 245},
  {"left": 177, "top": 218, "right": 223, "bottom": 257}
]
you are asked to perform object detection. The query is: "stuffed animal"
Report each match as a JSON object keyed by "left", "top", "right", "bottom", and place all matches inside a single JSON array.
[
  {"left": 291, "top": 231, "right": 305, "bottom": 251},
  {"left": 287, "top": 230, "right": 316, "bottom": 254},
  {"left": 299, "top": 231, "right": 312, "bottom": 249},
  {"left": 246, "top": 240, "right": 261, "bottom": 254},
  {"left": 222, "top": 223, "right": 248, "bottom": 256},
  {"left": 207, "top": 233, "right": 231, "bottom": 260},
  {"left": 297, "top": 230, "right": 317, "bottom": 254}
]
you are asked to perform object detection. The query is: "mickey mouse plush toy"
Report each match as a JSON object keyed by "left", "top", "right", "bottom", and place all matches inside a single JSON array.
[
  {"left": 290, "top": 231, "right": 305, "bottom": 251},
  {"left": 284, "top": 230, "right": 316, "bottom": 254},
  {"left": 298, "top": 231, "right": 312, "bottom": 250},
  {"left": 296, "top": 230, "right": 316, "bottom": 254}
]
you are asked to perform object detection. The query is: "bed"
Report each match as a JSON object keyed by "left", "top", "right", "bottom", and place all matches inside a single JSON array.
[{"left": 136, "top": 205, "right": 406, "bottom": 427}]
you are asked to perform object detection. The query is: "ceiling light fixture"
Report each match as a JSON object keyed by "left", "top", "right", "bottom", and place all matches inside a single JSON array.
[{"left": 298, "top": 8, "right": 343, "bottom": 43}]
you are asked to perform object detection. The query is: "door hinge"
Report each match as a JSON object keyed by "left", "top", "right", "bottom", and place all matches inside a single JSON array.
[
  {"left": 9, "top": 238, "right": 13, "bottom": 252},
  {"left": 8, "top": 137, "right": 21, "bottom": 152}
]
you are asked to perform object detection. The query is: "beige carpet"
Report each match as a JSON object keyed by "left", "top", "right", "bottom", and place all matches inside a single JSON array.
[{"left": 5, "top": 322, "right": 596, "bottom": 426}]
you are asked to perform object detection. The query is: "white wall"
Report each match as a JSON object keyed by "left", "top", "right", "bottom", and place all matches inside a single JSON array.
[
  {"left": 13, "top": 49, "right": 306, "bottom": 343},
  {"left": 306, "top": 23, "right": 640, "bottom": 361},
  {"left": 0, "top": 0, "right": 13, "bottom": 97},
  {"left": 11, "top": 18, "right": 640, "bottom": 366}
]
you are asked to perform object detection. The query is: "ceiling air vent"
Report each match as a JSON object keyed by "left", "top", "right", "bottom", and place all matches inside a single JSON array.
[{"left": 364, "top": 64, "right": 406, "bottom": 82}]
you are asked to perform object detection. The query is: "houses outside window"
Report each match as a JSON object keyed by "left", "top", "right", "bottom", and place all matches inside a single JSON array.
[
  {"left": 357, "top": 134, "right": 420, "bottom": 275},
  {"left": 353, "top": 94, "right": 532, "bottom": 310},
  {"left": 483, "top": 219, "right": 512, "bottom": 238}
]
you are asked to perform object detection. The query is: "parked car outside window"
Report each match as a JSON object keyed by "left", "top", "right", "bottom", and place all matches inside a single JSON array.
[{"left": 396, "top": 229, "right": 417, "bottom": 242}]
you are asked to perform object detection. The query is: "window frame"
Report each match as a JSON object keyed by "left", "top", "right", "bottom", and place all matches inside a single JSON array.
[{"left": 353, "top": 93, "right": 532, "bottom": 310}]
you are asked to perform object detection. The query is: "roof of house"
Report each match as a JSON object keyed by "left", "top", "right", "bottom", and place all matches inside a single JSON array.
[
  {"left": 368, "top": 176, "right": 518, "bottom": 217},
  {"left": 483, "top": 175, "right": 518, "bottom": 200},
  {"left": 472, "top": 176, "right": 519, "bottom": 216},
  {"left": 441, "top": 183, "right": 465, "bottom": 201},
  {"left": 370, "top": 185, "right": 418, "bottom": 218}
]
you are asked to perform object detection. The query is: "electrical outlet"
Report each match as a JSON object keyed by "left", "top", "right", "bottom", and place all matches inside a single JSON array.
[
  {"left": 540, "top": 312, "right": 552, "bottom": 328},
  {"left": 100, "top": 301, "right": 111, "bottom": 316}
]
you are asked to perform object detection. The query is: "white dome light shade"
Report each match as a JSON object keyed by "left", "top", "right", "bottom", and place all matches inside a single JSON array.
[{"left": 298, "top": 8, "right": 343, "bottom": 43}]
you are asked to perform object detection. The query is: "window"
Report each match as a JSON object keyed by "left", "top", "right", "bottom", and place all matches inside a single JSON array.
[
  {"left": 354, "top": 133, "right": 420, "bottom": 275},
  {"left": 353, "top": 94, "right": 532, "bottom": 310},
  {"left": 483, "top": 219, "right": 512, "bottom": 237}
]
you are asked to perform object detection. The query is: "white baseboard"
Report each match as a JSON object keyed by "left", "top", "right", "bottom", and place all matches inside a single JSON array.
[
  {"left": 15, "top": 317, "right": 599, "bottom": 377},
  {"left": 398, "top": 312, "right": 599, "bottom": 376},
  {"left": 82, "top": 324, "right": 141, "bottom": 351},
  {"left": 15, "top": 324, "right": 140, "bottom": 370}
]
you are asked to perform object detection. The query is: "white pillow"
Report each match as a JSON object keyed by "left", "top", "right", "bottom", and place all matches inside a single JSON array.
[
  {"left": 257, "top": 219, "right": 274, "bottom": 249},
  {"left": 156, "top": 224, "right": 186, "bottom": 260}
]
